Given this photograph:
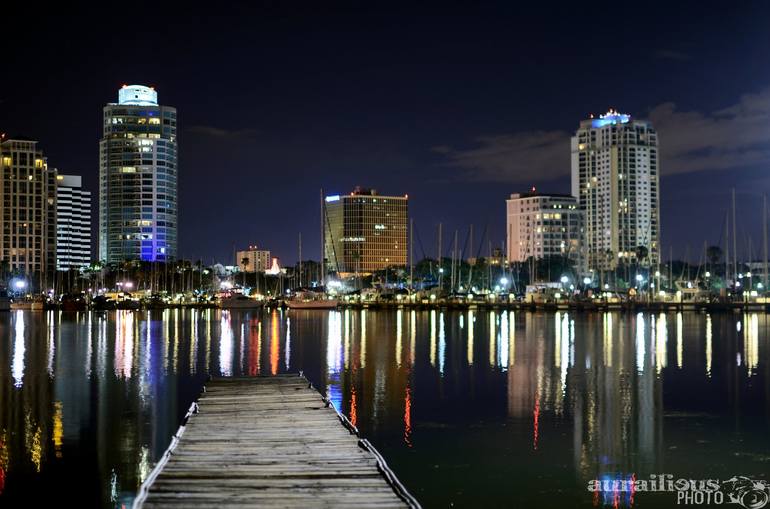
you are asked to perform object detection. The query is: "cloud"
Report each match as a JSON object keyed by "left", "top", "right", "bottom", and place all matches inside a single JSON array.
[
  {"left": 650, "top": 87, "right": 770, "bottom": 175},
  {"left": 436, "top": 87, "right": 770, "bottom": 182},
  {"left": 433, "top": 130, "right": 570, "bottom": 183},
  {"left": 654, "top": 49, "right": 692, "bottom": 61},
  {"left": 187, "top": 125, "right": 260, "bottom": 138}
]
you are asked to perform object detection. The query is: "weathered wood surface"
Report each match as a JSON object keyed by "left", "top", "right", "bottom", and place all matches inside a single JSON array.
[{"left": 137, "top": 375, "right": 415, "bottom": 508}]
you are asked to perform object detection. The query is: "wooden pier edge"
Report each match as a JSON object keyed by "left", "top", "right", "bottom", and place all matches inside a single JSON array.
[{"left": 131, "top": 373, "right": 421, "bottom": 509}]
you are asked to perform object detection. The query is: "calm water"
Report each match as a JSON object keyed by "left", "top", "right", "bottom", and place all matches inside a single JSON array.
[{"left": 0, "top": 308, "right": 769, "bottom": 507}]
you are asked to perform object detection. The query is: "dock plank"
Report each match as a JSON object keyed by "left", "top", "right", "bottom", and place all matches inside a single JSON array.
[{"left": 134, "top": 375, "right": 418, "bottom": 508}]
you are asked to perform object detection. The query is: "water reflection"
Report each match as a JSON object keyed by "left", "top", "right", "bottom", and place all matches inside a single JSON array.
[{"left": 0, "top": 310, "right": 768, "bottom": 507}]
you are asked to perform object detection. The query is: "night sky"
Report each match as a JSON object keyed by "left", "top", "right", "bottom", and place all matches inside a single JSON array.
[{"left": 3, "top": 2, "right": 770, "bottom": 265}]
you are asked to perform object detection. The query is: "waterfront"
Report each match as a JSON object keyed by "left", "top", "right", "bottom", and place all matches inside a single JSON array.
[{"left": 0, "top": 309, "right": 769, "bottom": 507}]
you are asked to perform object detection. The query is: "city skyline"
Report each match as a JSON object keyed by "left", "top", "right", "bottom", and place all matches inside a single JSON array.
[{"left": 2, "top": 3, "right": 770, "bottom": 265}]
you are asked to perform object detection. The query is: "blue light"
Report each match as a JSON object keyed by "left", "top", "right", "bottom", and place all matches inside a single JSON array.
[
  {"left": 591, "top": 112, "right": 631, "bottom": 128},
  {"left": 325, "top": 195, "right": 340, "bottom": 202}
]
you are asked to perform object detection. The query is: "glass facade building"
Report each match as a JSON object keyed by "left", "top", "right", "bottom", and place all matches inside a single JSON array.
[
  {"left": 324, "top": 187, "right": 408, "bottom": 276},
  {"left": 99, "top": 85, "right": 177, "bottom": 263}
]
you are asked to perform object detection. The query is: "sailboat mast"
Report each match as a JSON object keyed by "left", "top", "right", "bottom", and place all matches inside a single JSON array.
[
  {"left": 320, "top": 189, "right": 325, "bottom": 287},
  {"left": 762, "top": 195, "right": 767, "bottom": 291},
  {"left": 725, "top": 210, "right": 730, "bottom": 285},
  {"left": 733, "top": 188, "right": 738, "bottom": 281},
  {"left": 298, "top": 232, "right": 302, "bottom": 288},
  {"left": 409, "top": 218, "right": 414, "bottom": 291},
  {"left": 438, "top": 223, "right": 443, "bottom": 289}
]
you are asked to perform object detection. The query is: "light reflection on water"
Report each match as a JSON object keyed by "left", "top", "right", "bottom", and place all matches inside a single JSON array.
[{"left": 0, "top": 309, "right": 768, "bottom": 507}]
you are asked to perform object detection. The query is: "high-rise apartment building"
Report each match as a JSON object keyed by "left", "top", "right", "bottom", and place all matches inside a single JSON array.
[
  {"left": 506, "top": 191, "right": 582, "bottom": 265},
  {"left": 323, "top": 187, "right": 408, "bottom": 276},
  {"left": 56, "top": 175, "right": 91, "bottom": 270},
  {"left": 99, "top": 85, "right": 178, "bottom": 263},
  {"left": 236, "top": 245, "right": 271, "bottom": 273},
  {"left": 571, "top": 110, "right": 660, "bottom": 270},
  {"left": 0, "top": 137, "right": 58, "bottom": 281}
]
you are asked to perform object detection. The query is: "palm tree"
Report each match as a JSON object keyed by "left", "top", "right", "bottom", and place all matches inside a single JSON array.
[{"left": 241, "top": 257, "right": 249, "bottom": 288}]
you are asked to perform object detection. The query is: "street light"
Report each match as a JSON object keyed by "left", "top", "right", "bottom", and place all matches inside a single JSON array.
[
  {"left": 14, "top": 280, "right": 27, "bottom": 290},
  {"left": 560, "top": 276, "right": 569, "bottom": 284},
  {"left": 499, "top": 277, "right": 509, "bottom": 286},
  {"left": 582, "top": 277, "right": 591, "bottom": 286}
]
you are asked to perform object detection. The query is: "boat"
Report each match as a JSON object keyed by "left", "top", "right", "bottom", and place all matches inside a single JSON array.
[
  {"left": 11, "top": 296, "right": 45, "bottom": 311},
  {"left": 219, "top": 294, "right": 262, "bottom": 309},
  {"left": 285, "top": 291, "right": 339, "bottom": 310},
  {"left": 61, "top": 293, "right": 87, "bottom": 312}
]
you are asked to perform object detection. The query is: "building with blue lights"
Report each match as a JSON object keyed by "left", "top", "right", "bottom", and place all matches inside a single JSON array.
[
  {"left": 99, "top": 85, "right": 178, "bottom": 263},
  {"left": 571, "top": 110, "right": 660, "bottom": 270}
]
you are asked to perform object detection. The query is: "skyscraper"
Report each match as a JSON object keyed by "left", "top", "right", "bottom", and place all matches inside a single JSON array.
[
  {"left": 571, "top": 110, "right": 660, "bottom": 270},
  {"left": 0, "top": 137, "right": 58, "bottom": 284},
  {"left": 323, "top": 187, "right": 408, "bottom": 277},
  {"left": 56, "top": 175, "right": 91, "bottom": 270},
  {"left": 99, "top": 85, "right": 178, "bottom": 263}
]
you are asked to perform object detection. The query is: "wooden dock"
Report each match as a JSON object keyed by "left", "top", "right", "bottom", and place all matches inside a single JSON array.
[{"left": 133, "top": 375, "right": 419, "bottom": 508}]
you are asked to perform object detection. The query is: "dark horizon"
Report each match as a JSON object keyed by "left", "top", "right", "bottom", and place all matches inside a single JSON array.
[{"left": 3, "top": 2, "right": 770, "bottom": 266}]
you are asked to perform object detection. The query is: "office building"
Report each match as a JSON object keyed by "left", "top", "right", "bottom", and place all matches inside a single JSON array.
[
  {"left": 56, "top": 175, "right": 91, "bottom": 270},
  {"left": 99, "top": 84, "right": 178, "bottom": 263},
  {"left": 323, "top": 187, "right": 408, "bottom": 276},
  {"left": 506, "top": 191, "right": 582, "bottom": 266},
  {"left": 571, "top": 110, "right": 660, "bottom": 270},
  {"left": 0, "top": 137, "right": 58, "bottom": 280},
  {"left": 236, "top": 245, "right": 271, "bottom": 273}
]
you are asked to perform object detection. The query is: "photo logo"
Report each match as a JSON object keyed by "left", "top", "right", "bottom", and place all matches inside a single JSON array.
[
  {"left": 722, "top": 477, "right": 770, "bottom": 509},
  {"left": 586, "top": 473, "right": 769, "bottom": 508}
]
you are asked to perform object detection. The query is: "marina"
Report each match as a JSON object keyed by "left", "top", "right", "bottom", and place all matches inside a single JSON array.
[{"left": 1, "top": 307, "right": 770, "bottom": 507}]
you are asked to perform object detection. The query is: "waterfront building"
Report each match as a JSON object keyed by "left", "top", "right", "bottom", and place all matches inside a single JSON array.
[
  {"left": 236, "top": 245, "right": 271, "bottom": 272},
  {"left": 56, "top": 175, "right": 91, "bottom": 270},
  {"left": 505, "top": 191, "right": 582, "bottom": 267},
  {"left": 99, "top": 85, "right": 178, "bottom": 263},
  {"left": 0, "top": 137, "right": 58, "bottom": 282},
  {"left": 323, "top": 187, "right": 408, "bottom": 276},
  {"left": 571, "top": 110, "right": 660, "bottom": 270}
]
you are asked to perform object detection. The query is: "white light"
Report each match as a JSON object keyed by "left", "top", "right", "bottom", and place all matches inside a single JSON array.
[
  {"left": 582, "top": 277, "right": 591, "bottom": 285},
  {"left": 747, "top": 272, "right": 752, "bottom": 277},
  {"left": 655, "top": 271, "right": 661, "bottom": 277},
  {"left": 560, "top": 276, "right": 568, "bottom": 284},
  {"left": 13, "top": 280, "right": 27, "bottom": 290},
  {"left": 500, "top": 277, "right": 509, "bottom": 286},
  {"left": 325, "top": 195, "right": 340, "bottom": 202},
  {"left": 220, "top": 281, "right": 233, "bottom": 290},
  {"left": 604, "top": 284, "right": 609, "bottom": 289},
  {"left": 439, "top": 268, "right": 444, "bottom": 274},
  {"left": 736, "top": 281, "right": 742, "bottom": 287},
  {"left": 635, "top": 274, "right": 643, "bottom": 282},
  {"left": 705, "top": 271, "right": 710, "bottom": 278},
  {"left": 759, "top": 283, "right": 764, "bottom": 289}
]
